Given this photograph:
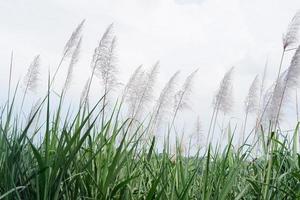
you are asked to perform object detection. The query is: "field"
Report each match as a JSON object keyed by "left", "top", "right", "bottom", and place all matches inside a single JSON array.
[{"left": 2, "top": 10, "right": 300, "bottom": 200}]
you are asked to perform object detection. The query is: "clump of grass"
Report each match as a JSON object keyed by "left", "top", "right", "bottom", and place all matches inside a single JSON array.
[
  {"left": 3, "top": 10, "right": 300, "bottom": 200},
  {"left": 2, "top": 88, "right": 300, "bottom": 199}
]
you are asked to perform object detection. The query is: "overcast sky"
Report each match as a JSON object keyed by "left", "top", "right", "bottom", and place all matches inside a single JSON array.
[{"left": 1, "top": 0, "right": 300, "bottom": 142}]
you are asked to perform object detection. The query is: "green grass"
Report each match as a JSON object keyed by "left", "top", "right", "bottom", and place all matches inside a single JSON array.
[
  {"left": 1, "top": 89, "right": 300, "bottom": 200},
  {"left": 3, "top": 9, "right": 300, "bottom": 199}
]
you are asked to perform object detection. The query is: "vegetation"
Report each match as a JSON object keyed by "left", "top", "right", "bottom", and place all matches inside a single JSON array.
[{"left": 2, "top": 10, "right": 300, "bottom": 200}]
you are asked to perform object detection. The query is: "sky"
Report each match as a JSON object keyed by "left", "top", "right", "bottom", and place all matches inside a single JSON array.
[{"left": 1, "top": 0, "right": 300, "bottom": 144}]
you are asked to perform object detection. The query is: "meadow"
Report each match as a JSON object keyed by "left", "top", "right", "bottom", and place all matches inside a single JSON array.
[{"left": 2, "top": 11, "right": 300, "bottom": 200}]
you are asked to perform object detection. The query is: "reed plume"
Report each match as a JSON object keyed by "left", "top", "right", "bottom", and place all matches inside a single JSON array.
[
  {"left": 172, "top": 69, "right": 198, "bottom": 126},
  {"left": 285, "top": 45, "right": 300, "bottom": 88},
  {"left": 123, "top": 65, "right": 144, "bottom": 117},
  {"left": 207, "top": 67, "right": 234, "bottom": 145},
  {"left": 253, "top": 62, "right": 268, "bottom": 147},
  {"left": 94, "top": 36, "right": 118, "bottom": 93},
  {"left": 80, "top": 78, "right": 90, "bottom": 106},
  {"left": 274, "top": 45, "right": 300, "bottom": 128},
  {"left": 80, "top": 24, "right": 114, "bottom": 105},
  {"left": 23, "top": 55, "right": 40, "bottom": 93},
  {"left": 213, "top": 67, "right": 234, "bottom": 114},
  {"left": 265, "top": 70, "right": 287, "bottom": 124},
  {"left": 151, "top": 71, "right": 180, "bottom": 134},
  {"left": 257, "top": 61, "right": 268, "bottom": 117},
  {"left": 122, "top": 65, "right": 143, "bottom": 102},
  {"left": 133, "top": 62, "right": 159, "bottom": 120},
  {"left": 269, "top": 11, "right": 300, "bottom": 117},
  {"left": 90, "top": 23, "right": 114, "bottom": 80},
  {"left": 242, "top": 75, "right": 259, "bottom": 142},
  {"left": 63, "top": 20, "right": 85, "bottom": 57},
  {"left": 245, "top": 75, "right": 259, "bottom": 114},
  {"left": 21, "top": 55, "right": 41, "bottom": 112},
  {"left": 262, "top": 84, "right": 275, "bottom": 122},
  {"left": 51, "top": 20, "right": 85, "bottom": 85},
  {"left": 266, "top": 11, "right": 300, "bottom": 122},
  {"left": 283, "top": 11, "right": 300, "bottom": 50},
  {"left": 90, "top": 24, "right": 117, "bottom": 105},
  {"left": 63, "top": 37, "right": 82, "bottom": 94},
  {"left": 89, "top": 24, "right": 117, "bottom": 126}
]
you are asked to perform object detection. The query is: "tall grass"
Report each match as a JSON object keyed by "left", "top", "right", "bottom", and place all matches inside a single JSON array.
[
  {"left": 2, "top": 11, "right": 300, "bottom": 199},
  {"left": 2, "top": 88, "right": 300, "bottom": 199}
]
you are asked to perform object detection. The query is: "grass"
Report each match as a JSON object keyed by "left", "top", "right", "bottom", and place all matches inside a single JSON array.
[
  {"left": 2, "top": 12, "right": 300, "bottom": 199},
  {"left": 1, "top": 88, "right": 300, "bottom": 200}
]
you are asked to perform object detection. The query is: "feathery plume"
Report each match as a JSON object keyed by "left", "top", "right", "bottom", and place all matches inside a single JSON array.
[
  {"left": 266, "top": 70, "right": 287, "bottom": 123},
  {"left": 90, "top": 24, "right": 117, "bottom": 127},
  {"left": 91, "top": 24, "right": 118, "bottom": 94},
  {"left": 262, "top": 84, "right": 275, "bottom": 122},
  {"left": 83, "top": 24, "right": 114, "bottom": 104},
  {"left": 260, "top": 61, "right": 268, "bottom": 101},
  {"left": 242, "top": 75, "right": 260, "bottom": 143},
  {"left": 23, "top": 55, "right": 41, "bottom": 93},
  {"left": 213, "top": 67, "right": 234, "bottom": 114},
  {"left": 133, "top": 62, "right": 159, "bottom": 119},
  {"left": 80, "top": 78, "right": 90, "bottom": 105},
  {"left": 285, "top": 45, "right": 300, "bottom": 88},
  {"left": 283, "top": 11, "right": 300, "bottom": 50},
  {"left": 244, "top": 75, "right": 260, "bottom": 114},
  {"left": 256, "top": 61, "right": 268, "bottom": 119},
  {"left": 21, "top": 55, "right": 41, "bottom": 112},
  {"left": 174, "top": 69, "right": 198, "bottom": 113},
  {"left": 255, "top": 62, "right": 268, "bottom": 125},
  {"left": 255, "top": 67, "right": 272, "bottom": 129},
  {"left": 64, "top": 37, "right": 82, "bottom": 93},
  {"left": 99, "top": 37, "right": 118, "bottom": 91},
  {"left": 51, "top": 20, "right": 85, "bottom": 86},
  {"left": 152, "top": 71, "right": 180, "bottom": 132},
  {"left": 172, "top": 69, "right": 198, "bottom": 126},
  {"left": 123, "top": 65, "right": 144, "bottom": 114},
  {"left": 63, "top": 20, "right": 85, "bottom": 57},
  {"left": 272, "top": 45, "right": 300, "bottom": 126},
  {"left": 207, "top": 67, "right": 234, "bottom": 145},
  {"left": 91, "top": 24, "right": 114, "bottom": 72},
  {"left": 123, "top": 65, "right": 143, "bottom": 97}
]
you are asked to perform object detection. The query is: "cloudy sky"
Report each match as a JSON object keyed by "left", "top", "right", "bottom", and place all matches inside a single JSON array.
[{"left": 1, "top": 0, "right": 300, "bottom": 140}]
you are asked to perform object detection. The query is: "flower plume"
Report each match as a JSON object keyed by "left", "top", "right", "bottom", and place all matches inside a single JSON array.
[
  {"left": 152, "top": 71, "right": 180, "bottom": 132},
  {"left": 123, "top": 65, "right": 143, "bottom": 110},
  {"left": 266, "top": 72, "right": 287, "bottom": 123},
  {"left": 80, "top": 78, "right": 90, "bottom": 105},
  {"left": 213, "top": 67, "right": 234, "bottom": 114},
  {"left": 174, "top": 69, "right": 198, "bottom": 112},
  {"left": 244, "top": 75, "right": 259, "bottom": 114},
  {"left": 269, "top": 45, "right": 300, "bottom": 123},
  {"left": 64, "top": 37, "right": 82, "bottom": 93},
  {"left": 283, "top": 11, "right": 300, "bottom": 50},
  {"left": 63, "top": 20, "right": 85, "bottom": 57},
  {"left": 23, "top": 55, "right": 41, "bottom": 93},
  {"left": 133, "top": 62, "right": 159, "bottom": 119},
  {"left": 285, "top": 45, "right": 300, "bottom": 88},
  {"left": 91, "top": 24, "right": 118, "bottom": 93}
]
